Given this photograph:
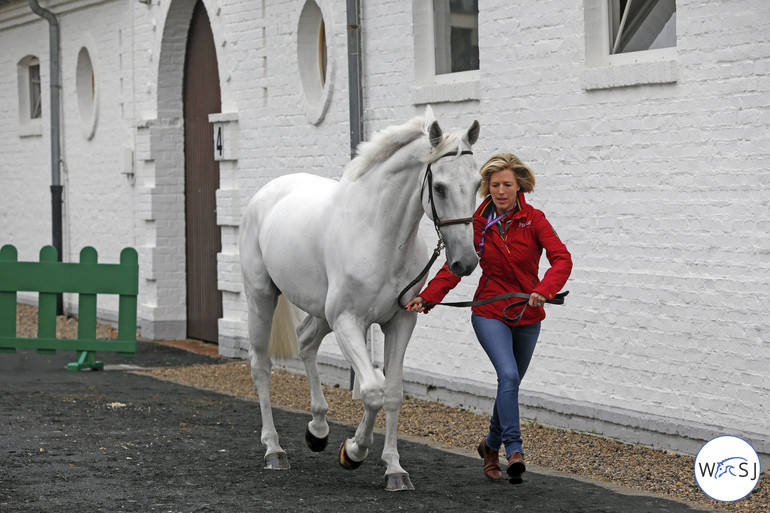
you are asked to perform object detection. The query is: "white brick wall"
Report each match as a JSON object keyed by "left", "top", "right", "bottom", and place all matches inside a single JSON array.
[
  {"left": 0, "top": 10, "right": 56, "bottom": 265},
  {"left": 1, "top": 0, "right": 767, "bottom": 462}
]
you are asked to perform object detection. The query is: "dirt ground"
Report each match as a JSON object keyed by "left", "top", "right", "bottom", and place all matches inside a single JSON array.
[
  {"left": 0, "top": 342, "right": 721, "bottom": 513},
  {"left": 4, "top": 304, "right": 767, "bottom": 512}
]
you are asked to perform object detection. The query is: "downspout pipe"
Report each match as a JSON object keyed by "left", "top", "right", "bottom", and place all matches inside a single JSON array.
[
  {"left": 346, "top": 0, "right": 363, "bottom": 157},
  {"left": 347, "top": 0, "right": 363, "bottom": 389},
  {"left": 29, "top": 0, "right": 63, "bottom": 315}
]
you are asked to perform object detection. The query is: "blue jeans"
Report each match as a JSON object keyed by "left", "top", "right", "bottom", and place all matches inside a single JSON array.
[{"left": 471, "top": 313, "right": 541, "bottom": 459}]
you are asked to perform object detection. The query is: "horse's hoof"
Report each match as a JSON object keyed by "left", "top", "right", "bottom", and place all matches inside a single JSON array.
[
  {"left": 338, "top": 441, "right": 364, "bottom": 470},
  {"left": 264, "top": 451, "right": 290, "bottom": 470},
  {"left": 385, "top": 472, "right": 414, "bottom": 491},
  {"left": 305, "top": 424, "right": 328, "bottom": 452}
]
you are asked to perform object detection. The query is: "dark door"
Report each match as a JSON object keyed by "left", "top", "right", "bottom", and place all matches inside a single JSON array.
[{"left": 183, "top": 0, "right": 222, "bottom": 342}]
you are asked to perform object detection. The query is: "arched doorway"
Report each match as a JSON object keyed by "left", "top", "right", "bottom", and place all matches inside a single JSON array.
[{"left": 183, "top": 0, "right": 222, "bottom": 342}]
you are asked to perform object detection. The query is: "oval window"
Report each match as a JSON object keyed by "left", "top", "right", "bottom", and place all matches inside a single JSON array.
[
  {"left": 76, "top": 47, "right": 98, "bottom": 139},
  {"left": 297, "top": 0, "right": 333, "bottom": 124}
]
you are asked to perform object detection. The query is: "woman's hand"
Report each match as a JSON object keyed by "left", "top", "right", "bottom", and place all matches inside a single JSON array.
[
  {"left": 529, "top": 292, "right": 547, "bottom": 308},
  {"left": 404, "top": 296, "right": 426, "bottom": 313}
]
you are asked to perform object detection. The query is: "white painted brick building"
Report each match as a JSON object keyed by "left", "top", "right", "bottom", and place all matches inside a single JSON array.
[{"left": 1, "top": 0, "right": 767, "bottom": 465}]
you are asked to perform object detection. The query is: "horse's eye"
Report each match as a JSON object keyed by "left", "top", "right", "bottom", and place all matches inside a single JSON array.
[{"left": 433, "top": 184, "right": 446, "bottom": 198}]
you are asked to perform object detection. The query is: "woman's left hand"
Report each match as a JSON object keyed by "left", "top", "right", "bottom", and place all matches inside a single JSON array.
[
  {"left": 404, "top": 296, "right": 426, "bottom": 313},
  {"left": 529, "top": 292, "right": 547, "bottom": 307}
]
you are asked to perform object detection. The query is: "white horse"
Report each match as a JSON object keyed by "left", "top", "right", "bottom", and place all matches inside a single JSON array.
[{"left": 238, "top": 106, "right": 480, "bottom": 491}]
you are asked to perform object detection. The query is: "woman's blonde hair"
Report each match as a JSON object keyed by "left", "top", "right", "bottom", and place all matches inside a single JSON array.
[{"left": 478, "top": 153, "right": 535, "bottom": 197}]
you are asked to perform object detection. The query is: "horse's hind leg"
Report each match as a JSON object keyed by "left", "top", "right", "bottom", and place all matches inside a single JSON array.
[
  {"left": 245, "top": 289, "right": 288, "bottom": 469},
  {"left": 241, "top": 202, "right": 288, "bottom": 469},
  {"left": 297, "top": 315, "right": 333, "bottom": 451}
]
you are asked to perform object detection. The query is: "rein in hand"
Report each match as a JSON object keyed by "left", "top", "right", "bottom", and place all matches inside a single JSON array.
[
  {"left": 396, "top": 239, "right": 569, "bottom": 324},
  {"left": 419, "top": 290, "right": 569, "bottom": 325}
]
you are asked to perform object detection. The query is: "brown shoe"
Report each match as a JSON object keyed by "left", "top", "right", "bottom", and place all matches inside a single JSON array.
[
  {"left": 506, "top": 452, "right": 526, "bottom": 483},
  {"left": 477, "top": 439, "right": 502, "bottom": 481}
]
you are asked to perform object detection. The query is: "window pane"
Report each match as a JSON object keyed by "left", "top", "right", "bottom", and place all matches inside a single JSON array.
[
  {"left": 434, "top": 0, "right": 479, "bottom": 75},
  {"left": 611, "top": 0, "right": 676, "bottom": 55},
  {"left": 318, "top": 20, "right": 327, "bottom": 87},
  {"left": 29, "top": 63, "right": 41, "bottom": 119}
]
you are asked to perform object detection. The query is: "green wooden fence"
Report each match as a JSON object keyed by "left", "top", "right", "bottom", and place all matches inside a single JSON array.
[{"left": 0, "top": 245, "right": 139, "bottom": 371}]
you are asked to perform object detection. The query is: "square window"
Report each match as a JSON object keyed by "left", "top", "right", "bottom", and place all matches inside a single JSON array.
[
  {"left": 582, "top": 0, "right": 678, "bottom": 89},
  {"left": 433, "top": 0, "right": 479, "bottom": 75},
  {"left": 17, "top": 55, "right": 43, "bottom": 136},
  {"left": 29, "top": 62, "right": 42, "bottom": 119},
  {"left": 411, "top": 0, "right": 481, "bottom": 104},
  {"left": 609, "top": 0, "right": 676, "bottom": 55}
]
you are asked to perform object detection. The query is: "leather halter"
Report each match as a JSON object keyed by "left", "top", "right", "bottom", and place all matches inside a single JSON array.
[
  {"left": 396, "top": 150, "right": 473, "bottom": 308},
  {"left": 420, "top": 150, "right": 475, "bottom": 240}
]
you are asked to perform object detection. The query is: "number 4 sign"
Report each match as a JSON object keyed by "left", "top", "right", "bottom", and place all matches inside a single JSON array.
[
  {"left": 209, "top": 113, "right": 238, "bottom": 161},
  {"left": 215, "top": 125, "right": 224, "bottom": 160}
]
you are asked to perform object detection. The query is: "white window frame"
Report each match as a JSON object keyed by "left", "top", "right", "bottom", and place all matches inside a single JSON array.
[
  {"left": 583, "top": 0, "right": 678, "bottom": 90},
  {"left": 297, "top": 0, "right": 334, "bottom": 125},
  {"left": 17, "top": 55, "right": 43, "bottom": 137},
  {"left": 76, "top": 44, "right": 99, "bottom": 140},
  {"left": 411, "top": 0, "right": 480, "bottom": 105}
]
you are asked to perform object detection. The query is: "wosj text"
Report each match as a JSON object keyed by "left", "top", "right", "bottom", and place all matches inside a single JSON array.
[{"left": 697, "top": 457, "right": 759, "bottom": 481}]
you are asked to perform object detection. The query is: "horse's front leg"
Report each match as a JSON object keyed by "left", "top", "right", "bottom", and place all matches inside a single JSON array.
[
  {"left": 379, "top": 311, "right": 418, "bottom": 491},
  {"left": 331, "top": 313, "right": 384, "bottom": 468},
  {"left": 297, "top": 315, "right": 333, "bottom": 451}
]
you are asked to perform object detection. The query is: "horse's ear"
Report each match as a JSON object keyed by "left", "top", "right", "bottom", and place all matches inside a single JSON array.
[
  {"left": 424, "top": 105, "right": 435, "bottom": 122},
  {"left": 429, "top": 120, "right": 443, "bottom": 148},
  {"left": 464, "top": 120, "right": 480, "bottom": 146}
]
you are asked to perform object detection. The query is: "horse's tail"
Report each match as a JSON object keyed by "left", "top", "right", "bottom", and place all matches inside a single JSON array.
[{"left": 269, "top": 295, "right": 300, "bottom": 360}]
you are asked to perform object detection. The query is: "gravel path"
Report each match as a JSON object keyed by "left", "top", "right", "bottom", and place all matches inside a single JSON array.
[{"left": 14, "top": 304, "right": 768, "bottom": 512}]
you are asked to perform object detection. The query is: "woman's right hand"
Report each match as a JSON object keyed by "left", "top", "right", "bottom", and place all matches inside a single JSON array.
[{"left": 404, "top": 296, "right": 426, "bottom": 313}]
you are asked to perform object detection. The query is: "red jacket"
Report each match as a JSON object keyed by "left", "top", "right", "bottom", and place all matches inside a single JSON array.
[{"left": 420, "top": 193, "right": 572, "bottom": 325}]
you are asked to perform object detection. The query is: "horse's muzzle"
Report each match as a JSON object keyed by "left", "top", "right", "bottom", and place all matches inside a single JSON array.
[{"left": 449, "top": 259, "right": 477, "bottom": 277}]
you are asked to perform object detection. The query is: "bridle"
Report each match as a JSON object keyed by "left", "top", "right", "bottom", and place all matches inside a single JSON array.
[
  {"left": 420, "top": 150, "right": 475, "bottom": 247},
  {"left": 397, "top": 149, "right": 474, "bottom": 307}
]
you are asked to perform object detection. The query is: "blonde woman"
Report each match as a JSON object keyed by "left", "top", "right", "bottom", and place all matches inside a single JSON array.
[{"left": 406, "top": 153, "right": 572, "bottom": 483}]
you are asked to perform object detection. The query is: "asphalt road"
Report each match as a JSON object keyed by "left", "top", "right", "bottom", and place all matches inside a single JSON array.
[{"left": 0, "top": 342, "right": 713, "bottom": 513}]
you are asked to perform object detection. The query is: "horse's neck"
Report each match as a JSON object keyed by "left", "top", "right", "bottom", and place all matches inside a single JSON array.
[{"left": 339, "top": 155, "right": 425, "bottom": 250}]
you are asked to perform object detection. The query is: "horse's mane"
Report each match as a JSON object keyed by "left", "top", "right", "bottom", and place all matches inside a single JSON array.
[{"left": 344, "top": 107, "right": 462, "bottom": 181}]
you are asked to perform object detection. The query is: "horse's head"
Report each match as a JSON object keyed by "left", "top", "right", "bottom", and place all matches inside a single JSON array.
[{"left": 421, "top": 109, "right": 481, "bottom": 277}]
